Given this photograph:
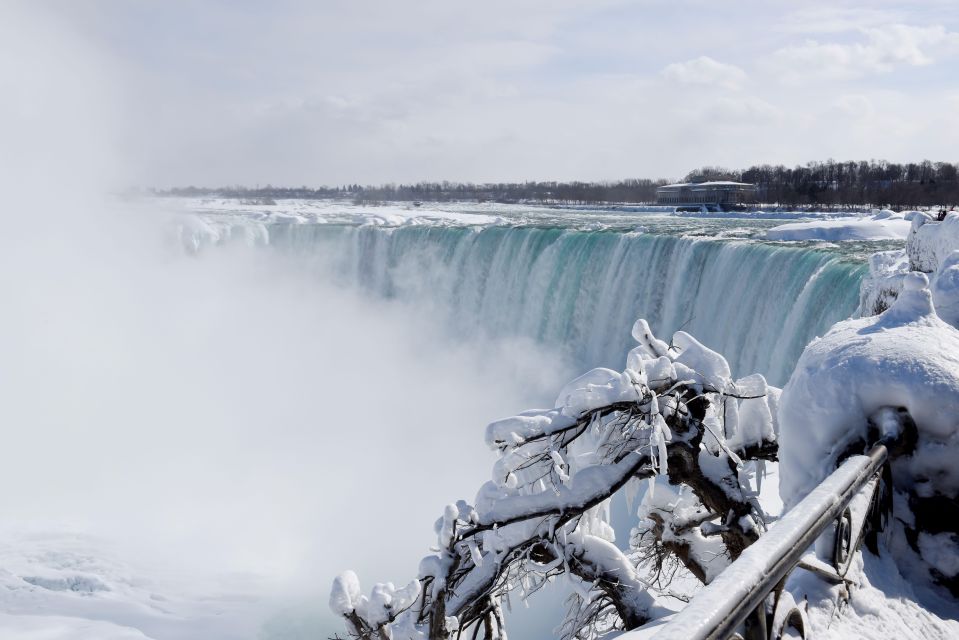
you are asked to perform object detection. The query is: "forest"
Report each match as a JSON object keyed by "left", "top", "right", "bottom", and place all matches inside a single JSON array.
[{"left": 156, "top": 159, "right": 959, "bottom": 208}]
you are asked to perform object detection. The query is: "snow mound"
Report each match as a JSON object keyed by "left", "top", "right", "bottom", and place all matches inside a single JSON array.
[
  {"left": 766, "top": 212, "right": 911, "bottom": 242},
  {"left": 779, "top": 272, "right": 959, "bottom": 596}
]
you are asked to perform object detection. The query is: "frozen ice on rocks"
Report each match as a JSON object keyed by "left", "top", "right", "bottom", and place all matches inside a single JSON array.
[
  {"left": 932, "top": 250, "right": 959, "bottom": 329},
  {"left": 781, "top": 270, "right": 959, "bottom": 503},
  {"left": 910, "top": 211, "right": 959, "bottom": 273}
]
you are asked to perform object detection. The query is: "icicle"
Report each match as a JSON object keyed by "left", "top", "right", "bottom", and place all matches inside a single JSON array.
[
  {"left": 467, "top": 540, "right": 483, "bottom": 566},
  {"left": 624, "top": 476, "right": 642, "bottom": 513}
]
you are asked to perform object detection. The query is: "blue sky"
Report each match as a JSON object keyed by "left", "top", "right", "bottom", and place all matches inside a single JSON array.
[{"left": 11, "top": 0, "right": 959, "bottom": 186}]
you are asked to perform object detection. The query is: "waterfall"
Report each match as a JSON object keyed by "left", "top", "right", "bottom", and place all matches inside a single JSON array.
[{"left": 195, "top": 220, "right": 865, "bottom": 387}]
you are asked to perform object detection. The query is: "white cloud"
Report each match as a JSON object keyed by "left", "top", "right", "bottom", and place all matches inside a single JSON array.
[
  {"left": 772, "top": 23, "right": 959, "bottom": 82},
  {"left": 12, "top": 1, "right": 959, "bottom": 184},
  {"left": 777, "top": 6, "right": 904, "bottom": 34},
  {"left": 661, "top": 56, "right": 747, "bottom": 90}
]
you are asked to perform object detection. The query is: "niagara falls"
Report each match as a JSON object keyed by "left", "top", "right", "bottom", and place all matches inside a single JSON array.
[{"left": 2, "top": 2, "right": 959, "bottom": 640}]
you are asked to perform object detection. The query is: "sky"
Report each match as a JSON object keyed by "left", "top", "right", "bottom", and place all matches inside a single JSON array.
[{"left": 9, "top": 0, "right": 959, "bottom": 187}]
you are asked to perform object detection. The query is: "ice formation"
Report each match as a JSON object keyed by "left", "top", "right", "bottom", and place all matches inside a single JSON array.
[{"left": 859, "top": 211, "right": 959, "bottom": 327}]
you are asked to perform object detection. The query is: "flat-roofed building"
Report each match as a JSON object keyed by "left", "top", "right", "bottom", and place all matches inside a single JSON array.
[{"left": 656, "top": 181, "right": 757, "bottom": 211}]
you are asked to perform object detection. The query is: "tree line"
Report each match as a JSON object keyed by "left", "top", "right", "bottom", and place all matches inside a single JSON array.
[{"left": 154, "top": 159, "right": 959, "bottom": 208}]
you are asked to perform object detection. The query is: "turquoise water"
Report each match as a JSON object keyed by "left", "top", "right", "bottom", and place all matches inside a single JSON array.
[{"left": 253, "top": 221, "right": 869, "bottom": 386}]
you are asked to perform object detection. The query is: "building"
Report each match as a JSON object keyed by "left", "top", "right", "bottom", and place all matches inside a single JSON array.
[{"left": 656, "top": 181, "right": 757, "bottom": 211}]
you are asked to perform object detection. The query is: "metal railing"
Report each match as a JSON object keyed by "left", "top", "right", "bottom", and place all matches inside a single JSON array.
[{"left": 651, "top": 444, "right": 889, "bottom": 640}]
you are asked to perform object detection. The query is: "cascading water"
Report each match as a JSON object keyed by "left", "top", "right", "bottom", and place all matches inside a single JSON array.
[{"left": 189, "top": 219, "right": 866, "bottom": 387}]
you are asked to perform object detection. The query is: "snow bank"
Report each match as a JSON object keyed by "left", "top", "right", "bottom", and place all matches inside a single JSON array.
[
  {"left": 779, "top": 272, "right": 959, "bottom": 595},
  {"left": 766, "top": 211, "right": 911, "bottom": 242}
]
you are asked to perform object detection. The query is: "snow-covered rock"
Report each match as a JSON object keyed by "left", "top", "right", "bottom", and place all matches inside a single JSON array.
[
  {"left": 909, "top": 212, "right": 959, "bottom": 273},
  {"left": 858, "top": 250, "right": 911, "bottom": 316},
  {"left": 932, "top": 251, "right": 959, "bottom": 328},
  {"left": 859, "top": 211, "right": 959, "bottom": 328},
  {"left": 779, "top": 272, "right": 959, "bottom": 596}
]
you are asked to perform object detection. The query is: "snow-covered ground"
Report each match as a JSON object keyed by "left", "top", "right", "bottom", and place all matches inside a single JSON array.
[
  {"left": 766, "top": 210, "right": 919, "bottom": 242},
  {"left": 799, "top": 551, "right": 959, "bottom": 640}
]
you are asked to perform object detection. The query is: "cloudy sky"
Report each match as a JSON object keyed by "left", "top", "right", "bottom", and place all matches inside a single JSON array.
[{"left": 12, "top": 0, "right": 959, "bottom": 186}]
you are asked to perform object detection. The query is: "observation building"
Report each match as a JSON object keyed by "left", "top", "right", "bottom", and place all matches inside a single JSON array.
[{"left": 656, "top": 181, "right": 757, "bottom": 212}]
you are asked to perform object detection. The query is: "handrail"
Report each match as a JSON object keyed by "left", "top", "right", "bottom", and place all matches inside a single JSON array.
[{"left": 651, "top": 444, "right": 888, "bottom": 640}]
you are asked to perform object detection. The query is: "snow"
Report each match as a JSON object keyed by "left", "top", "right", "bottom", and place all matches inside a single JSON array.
[
  {"left": 858, "top": 249, "right": 911, "bottom": 316},
  {"left": 779, "top": 270, "right": 959, "bottom": 599},
  {"left": 0, "top": 531, "right": 276, "bottom": 640},
  {"left": 329, "top": 571, "right": 362, "bottom": 617},
  {"left": 0, "top": 612, "right": 151, "bottom": 640},
  {"left": 179, "top": 197, "right": 507, "bottom": 228},
  {"left": 931, "top": 251, "right": 959, "bottom": 328},
  {"left": 670, "top": 331, "right": 732, "bottom": 391},
  {"left": 781, "top": 272, "right": 959, "bottom": 501},
  {"left": 909, "top": 212, "right": 959, "bottom": 273},
  {"left": 646, "top": 452, "right": 880, "bottom": 640},
  {"left": 858, "top": 210, "right": 959, "bottom": 325},
  {"left": 792, "top": 550, "right": 959, "bottom": 640},
  {"left": 766, "top": 211, "right": 911, "bottom": 242}
]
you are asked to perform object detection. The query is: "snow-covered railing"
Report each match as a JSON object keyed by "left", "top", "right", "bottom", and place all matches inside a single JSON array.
[{"left": 651, "top": 444, "right": 889, "bottom": 640}]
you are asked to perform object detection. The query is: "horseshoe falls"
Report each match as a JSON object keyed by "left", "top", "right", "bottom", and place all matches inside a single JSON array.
[{"left": 191, "top": 213, "right": 868, "bottom": 387}]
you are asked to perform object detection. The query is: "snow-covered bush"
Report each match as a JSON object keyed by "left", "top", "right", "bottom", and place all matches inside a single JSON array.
[
  {"left": 781, "top": 272, "right": 959, "bottom": 597},
  {"left": 330, "top": 320, "right": 782, "bottom": 640}
]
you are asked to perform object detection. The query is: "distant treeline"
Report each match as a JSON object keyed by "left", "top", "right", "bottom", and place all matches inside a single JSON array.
[
  {"left": 155, "top": 159, "right": 959, "bottom": 208},
  {"left": 157, "top": 179, "right": 666, "bottom": 206}
]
